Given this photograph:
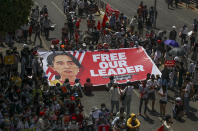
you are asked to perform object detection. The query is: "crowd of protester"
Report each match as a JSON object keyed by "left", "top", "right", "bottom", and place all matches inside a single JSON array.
[{"left": 0, "top": 0, "right": 198, "bottom": 130}]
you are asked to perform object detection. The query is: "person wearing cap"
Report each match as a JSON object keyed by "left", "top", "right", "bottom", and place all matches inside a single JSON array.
[
  {"left": 169, "top": 26, "right": 177, "bottom": 40},
  {"left": 120, "top": 80, "right": 134, "bottom": 115}
]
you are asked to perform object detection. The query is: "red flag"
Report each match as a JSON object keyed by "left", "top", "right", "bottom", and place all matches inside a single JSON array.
[
  {"left": 102, "top": 13, "right": 108, "bottom": 28},
  {"left": 105, "top": 4, "right": 120, "bottom": 18},
  {"left": 157, "top": 125, "right": 164, "bottom": 131},
  {"left": 97, "top": 21, "right": 101, "bottom": 30},
  {"left": 76, "top": 19, "right": 81, "bottom": 29}
]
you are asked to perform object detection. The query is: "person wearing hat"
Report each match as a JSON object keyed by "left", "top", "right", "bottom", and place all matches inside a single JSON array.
[{"left": 169, "top": 26, "right": 177, "bottom": 40}]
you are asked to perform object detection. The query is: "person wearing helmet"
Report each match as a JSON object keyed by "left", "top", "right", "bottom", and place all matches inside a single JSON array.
[
  {"left": 169, "top": 26, "right": 177, "bottom": 40},
  {"left": 127, "top": 113, "right": 140, "bottom": 131},
  {"left": 172, "top": 97, "right": 184, "bottom": 120}
]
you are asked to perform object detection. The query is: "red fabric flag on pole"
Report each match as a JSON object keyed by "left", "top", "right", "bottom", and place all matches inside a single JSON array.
[
  {"left": 105, "top": 3, "right": 120, "bottom": 18},
  {"left": 102, "top": 13, "right": 108, "bottom": 28},
  {"left": 97, "top": 20, "right": 101, "bottom": 30},
  {"left": 76, "top": 19, "right": 81, "bottom": 29}
]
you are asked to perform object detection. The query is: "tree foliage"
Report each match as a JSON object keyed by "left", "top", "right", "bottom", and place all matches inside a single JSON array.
[{"left": 0, "top": 0, "right": 33, "bottom": 33}]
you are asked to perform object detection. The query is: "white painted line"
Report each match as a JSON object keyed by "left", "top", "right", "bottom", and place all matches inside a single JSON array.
[
  {"left": 41, "top": 37, "right": 49, "bottom": 50},
  {"left": 51, "top": 1, "right": 66, "bottom": 18}
]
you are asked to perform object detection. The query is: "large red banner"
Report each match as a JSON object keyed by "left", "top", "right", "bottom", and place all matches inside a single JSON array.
[{"left": 39, "top": 47, "right": 161, "bottom": 86}]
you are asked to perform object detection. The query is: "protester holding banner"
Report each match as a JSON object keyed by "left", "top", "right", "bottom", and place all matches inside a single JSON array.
[
  {"left": 121, "top": 80, "right": 134, "bottom": 116},
  {"left": 110, "top": 83, "right": 120, "bottom": 114}
]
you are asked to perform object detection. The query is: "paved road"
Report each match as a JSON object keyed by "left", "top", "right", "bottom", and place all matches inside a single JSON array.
[
  {"left": 103, "top": 0, "right": 198, "bottom": 33},
  {"left": 27, "top": 0, "right": 198, "bottom": 130}
]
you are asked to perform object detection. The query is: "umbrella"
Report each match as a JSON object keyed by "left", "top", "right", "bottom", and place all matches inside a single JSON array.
[
  {"left": 164, "top": 40, "right": 179, "bottom": 47},
  {"left": 169, "top": 48, "right": 185, "bottom": 56}
]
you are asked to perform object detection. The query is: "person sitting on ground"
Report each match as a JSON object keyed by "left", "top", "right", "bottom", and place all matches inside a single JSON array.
[
  {"left": 127, "top": 113, "right": 140, "bottom": 131},
  {"left": 112, "top": 115, "right": 126, "bottom": 131},
  {"left": 173, "top": 97, "right": 184, "bottom": 121}
]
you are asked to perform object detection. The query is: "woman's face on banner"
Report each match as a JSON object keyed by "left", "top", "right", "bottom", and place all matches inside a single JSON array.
[{"left": 52, "top": 55, "right": 79, "bottom": 82}]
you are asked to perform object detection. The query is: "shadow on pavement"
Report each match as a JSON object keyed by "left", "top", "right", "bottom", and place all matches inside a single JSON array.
[
  {"left": 187, "top": 111, "right": 198, "bottom": 121},
  {"left": 141, "top": 115, "right": 155, "bottom": 124},
  {"left": 189, "top": 106, "right": 197, "bottom": 113}
]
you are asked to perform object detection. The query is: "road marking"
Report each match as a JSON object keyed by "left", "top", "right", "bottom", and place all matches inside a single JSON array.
[
  {"left": 41, "top": 36, "right": 49, "bottom": 50},
  {"left": 51, "top": 1, "right": 66, "bottom": 18}
]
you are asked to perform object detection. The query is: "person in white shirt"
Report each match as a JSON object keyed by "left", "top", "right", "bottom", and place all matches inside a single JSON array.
[
  {"left": 121, "top": 80, "right": 134, "bottom": 115},
  {"left": 109, "top": 83, "right": 120, "bottom": 114},
  {"left": 147, "top": 74, "right": 158, "bottom": 111},
  {"left": 158, "top": 85, "right": 168, "bottom": 116}
]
